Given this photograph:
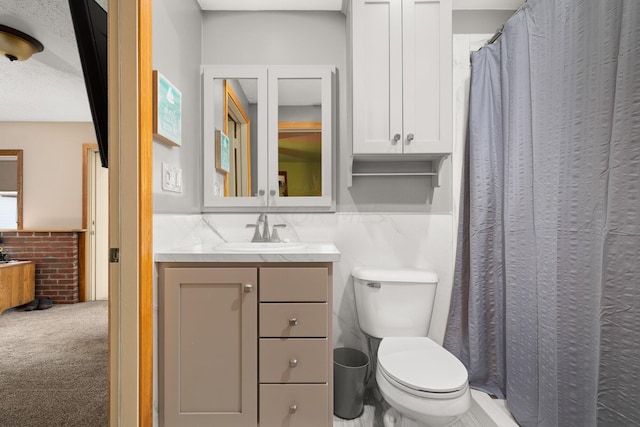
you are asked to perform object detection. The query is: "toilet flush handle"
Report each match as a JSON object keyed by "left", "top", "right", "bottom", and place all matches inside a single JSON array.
[{"left": 367, "top": 282, "right": 381, "bottom": 289}]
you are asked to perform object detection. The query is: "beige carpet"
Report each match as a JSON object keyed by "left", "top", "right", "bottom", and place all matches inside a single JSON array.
[{"left": 0, "top": 301, "right": 108, "bottom": 427}]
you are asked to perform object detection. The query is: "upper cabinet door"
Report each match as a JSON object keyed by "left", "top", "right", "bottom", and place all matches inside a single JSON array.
[
  {"left": 352, "top": 0, "right": 452, "bottom": 155},
  {"left": 352, "top": 0, "right": 404, "bottom": 154},
  {"left": 267, "top": 66, "right": 335, "bottom": 210},
  {"left": 402, "top": 0, "right": 452, "bottom": 154},
  {"left": 203, "top": 66, "right": 268, "bottom": 209}
]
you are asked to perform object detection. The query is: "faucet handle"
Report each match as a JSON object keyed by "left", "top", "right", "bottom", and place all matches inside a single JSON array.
[{"left": 270, "top": 224, "right": 287, "bottom": 242}]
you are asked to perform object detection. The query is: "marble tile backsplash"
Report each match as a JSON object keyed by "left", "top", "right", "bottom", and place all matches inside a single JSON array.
[{"left": 153, "top": 212, "right": 455, "bottom": 352}]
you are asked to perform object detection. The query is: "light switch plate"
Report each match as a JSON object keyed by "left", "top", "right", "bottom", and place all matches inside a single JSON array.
[{"left": 162, "top": 162, "right": 183, "bottom": 193}]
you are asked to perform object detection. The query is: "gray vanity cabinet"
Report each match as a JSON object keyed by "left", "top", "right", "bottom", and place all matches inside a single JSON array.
[{"left": 158, "top": 263, "right": 333, "bottom": 427}]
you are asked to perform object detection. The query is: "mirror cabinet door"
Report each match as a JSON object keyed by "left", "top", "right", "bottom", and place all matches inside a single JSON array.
[
  {"left": 203, "top": 66, "right": 268, "bottom": 208},
  {"left": 268, "top": 66, "right": 334, "bottom": 209},
  {"left": 0, "top": 150, "right": 23, "bottom": 230}
]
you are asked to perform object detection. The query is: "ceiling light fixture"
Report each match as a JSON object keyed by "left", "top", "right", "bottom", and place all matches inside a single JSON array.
[{"left": 0, "top": 24, "right": 44, "bottom": 62}]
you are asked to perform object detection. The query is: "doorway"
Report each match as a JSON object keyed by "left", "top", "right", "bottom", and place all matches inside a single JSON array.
[{"left": 83, "top": 144, "right": 109, "bottom": 301}]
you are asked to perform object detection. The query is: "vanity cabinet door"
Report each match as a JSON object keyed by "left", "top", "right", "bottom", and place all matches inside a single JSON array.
[
  {"left": 351, "top": 0, "right": 452, "bottom": 155},
  {"left": 160, "top": 267, "right": 257, "bottom": 427}
]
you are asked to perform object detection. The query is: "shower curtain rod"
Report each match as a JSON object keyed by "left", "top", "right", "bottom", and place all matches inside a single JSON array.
[{"left": 487, "top": 0, "right": 528, "bottom": 45}]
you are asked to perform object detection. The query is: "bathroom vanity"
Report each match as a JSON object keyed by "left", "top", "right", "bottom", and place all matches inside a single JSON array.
[{"left": 156, "top": 243, "right": 340, "bottom": 427}]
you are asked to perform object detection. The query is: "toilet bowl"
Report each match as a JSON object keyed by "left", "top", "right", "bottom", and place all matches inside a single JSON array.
[
  {"left": 351, "top": 267, "right": 471, "bottom": 427},
  {"left": 376, "top": 337, "right": 470, "bottom": 426}
]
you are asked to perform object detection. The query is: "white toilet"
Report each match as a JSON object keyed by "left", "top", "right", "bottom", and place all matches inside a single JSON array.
[{"left": 352, "top": 267, "right": 471, "bottom": 427}]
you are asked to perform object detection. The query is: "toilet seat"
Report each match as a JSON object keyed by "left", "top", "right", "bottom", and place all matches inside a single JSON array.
[{"left": 378, "top": 337, "right": 468, "bottom": 397}]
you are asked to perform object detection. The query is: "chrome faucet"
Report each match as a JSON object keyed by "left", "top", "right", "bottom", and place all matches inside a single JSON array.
[{"left": 246, "top": 213, "right": 287, "bottom": 242}]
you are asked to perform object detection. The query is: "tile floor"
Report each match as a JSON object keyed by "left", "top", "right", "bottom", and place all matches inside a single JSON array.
[{"left": 333, "top": 387, "right": 483, "bottom": 427}]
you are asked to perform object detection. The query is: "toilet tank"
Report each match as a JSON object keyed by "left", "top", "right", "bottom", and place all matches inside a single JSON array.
[{"left": 352, "top": 267, "right": 438, "bottom": 338}]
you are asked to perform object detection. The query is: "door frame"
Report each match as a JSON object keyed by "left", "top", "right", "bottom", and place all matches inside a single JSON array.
[{"left": 109, "top": 0, "right": 153, "bottom": 425}]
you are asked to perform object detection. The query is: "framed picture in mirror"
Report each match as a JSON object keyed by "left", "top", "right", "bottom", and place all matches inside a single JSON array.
[{"left": 215, "top": 130, "right": 230, "bottom": 173}]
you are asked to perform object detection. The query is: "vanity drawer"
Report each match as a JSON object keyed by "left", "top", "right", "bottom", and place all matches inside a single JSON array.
[
  {"left": 259, "top": 384, "right": 329, "bottom": 427},
  {"left": 260, "top": 303, "right": 328, "bottom": 338},
  {"left": 259, "top": 338, "right": 328, "bottom": 383},
  {"left": 260, "top": 267, "right": 328, "bottom": 302}
]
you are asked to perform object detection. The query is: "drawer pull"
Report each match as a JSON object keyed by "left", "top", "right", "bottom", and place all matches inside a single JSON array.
[
  {"left": 289, "top": 404, "right": 298, "bottom": 414},
  {"left": 244, "top": 284, "right": 254, "bottom": 293},
  {"left": 289, "top": 359, "right": 298, "bottom": 368},
  {"left": 289, "top": 317, "right": 298, "bottom": 326}
]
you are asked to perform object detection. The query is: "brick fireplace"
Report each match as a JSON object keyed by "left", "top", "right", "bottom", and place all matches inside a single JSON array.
[{"left": 0, "top": 230, "right": 83, "bottom": 304}]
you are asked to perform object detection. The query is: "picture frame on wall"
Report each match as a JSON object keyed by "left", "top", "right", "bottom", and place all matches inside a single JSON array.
[
  {"left": 215, "top": 130, "right": 230, "bottom": 173},
  {"left": 153, "top": 70, "right": 182, "bottom": 146}
]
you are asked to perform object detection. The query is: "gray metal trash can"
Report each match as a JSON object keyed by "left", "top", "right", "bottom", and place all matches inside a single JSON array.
[{"left": 333, "top": 347, "right": 369, "bottom": 420}]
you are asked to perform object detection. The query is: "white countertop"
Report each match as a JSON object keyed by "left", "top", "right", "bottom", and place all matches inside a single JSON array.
[{"left": 154, "top": 242, "right": 341, "bottom": 263}]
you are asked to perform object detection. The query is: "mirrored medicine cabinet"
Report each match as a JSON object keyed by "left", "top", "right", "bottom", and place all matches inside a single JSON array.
[{"left": 202, "top": 65, "right": 335, "bottom": 211}]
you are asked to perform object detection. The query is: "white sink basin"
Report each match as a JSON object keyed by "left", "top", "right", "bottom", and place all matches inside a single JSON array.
[{"left": 217, "top": 242, "right": 308, "bottom": 252}]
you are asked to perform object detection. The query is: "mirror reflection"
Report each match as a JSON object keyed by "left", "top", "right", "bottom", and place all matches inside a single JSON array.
[
  {"left": 0, "top": 149, "right": 23, "bottom": 230},
  {"left": 277, "top": 78, "right": 322, "bottom": 197},
  {"left": 213, "top": 78, "right": 258, "bottom": 198}
]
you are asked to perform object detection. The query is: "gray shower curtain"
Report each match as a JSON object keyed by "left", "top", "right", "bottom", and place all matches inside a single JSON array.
[{"left": 444, "top": 1, "right": 640, "bottom": 426}]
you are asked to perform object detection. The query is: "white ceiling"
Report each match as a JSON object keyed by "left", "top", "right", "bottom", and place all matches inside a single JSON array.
[{"left": 0, "top": 0, "right": 107, "bottom": 122}]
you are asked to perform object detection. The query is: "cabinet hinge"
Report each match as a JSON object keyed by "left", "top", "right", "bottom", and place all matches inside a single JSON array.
[{"left": 109, "top": 248, "right": 120, "bottom": 263}]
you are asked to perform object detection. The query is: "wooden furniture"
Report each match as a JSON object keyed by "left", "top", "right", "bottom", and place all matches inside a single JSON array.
[
  {"left": 0, "top": 261, "right": 35, "bottom": 315},
  {"left": 158, "top": 262, "right": 333, "bottom": 427}
]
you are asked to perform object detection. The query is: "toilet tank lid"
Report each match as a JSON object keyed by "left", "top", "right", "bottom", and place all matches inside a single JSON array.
[{"left": 351, "top": 267, "right": 438, "bottom": 284}]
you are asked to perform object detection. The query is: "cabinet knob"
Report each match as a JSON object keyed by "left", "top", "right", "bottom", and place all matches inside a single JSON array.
[
  {"left": 392, "top": 133, "right": 401, "bottom": 144},
  {"left": 289, "top": 404, "right": 298, "bottom": 414},
  {"left": 289, "top": 358, "right": 298, "bottom": 368},
  {"left": 406, "top": 133, "right": 414, "bottom": 144},
  {"left": 289, "top": 317, "right": 298, "bottom": 326},
  {"left": 258, "top": 189, "right": 265, "bottom": 196},
  {"left": 244, "top": 284, "right": 253, "bottom": 293},
  {"left": 270, "top": 189, "right": 277, "bottom": 196}
]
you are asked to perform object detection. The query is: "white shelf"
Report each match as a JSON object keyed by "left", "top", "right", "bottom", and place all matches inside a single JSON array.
[{"left": 349, "top": 153, "right": 450, "bottom": 188}]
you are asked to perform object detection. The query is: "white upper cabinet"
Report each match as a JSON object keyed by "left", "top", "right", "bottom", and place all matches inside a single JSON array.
[
  {"left": 351, "top": 0, "right": 452, "bottom": 155},
  {"left": 203, "top": 65, "right": 335, "bottom": 211}
]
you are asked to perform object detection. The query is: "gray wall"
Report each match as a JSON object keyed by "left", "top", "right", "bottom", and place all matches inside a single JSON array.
[
  {"left": 152, "top": 8, "right": 505, "bottom": 214},
  {"left": 152, "top": 0, "right": 202, "bottom": 213}
]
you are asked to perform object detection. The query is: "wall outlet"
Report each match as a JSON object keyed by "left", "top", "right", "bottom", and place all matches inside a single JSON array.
[{"left": 162, "top": 162, "right": 183, "bottom": 193}]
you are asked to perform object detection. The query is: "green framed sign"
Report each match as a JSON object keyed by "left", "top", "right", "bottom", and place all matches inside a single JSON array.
[{"left": 153, "top": 71, "right": 182, "bottom": 146}]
